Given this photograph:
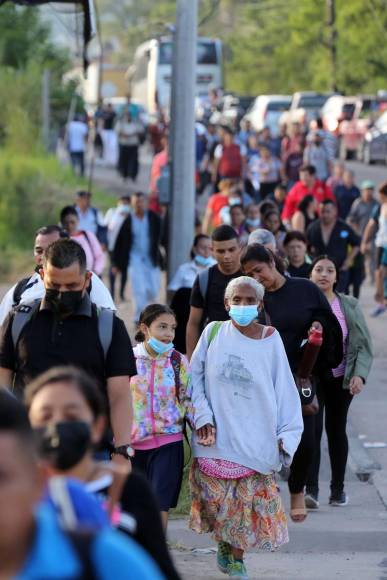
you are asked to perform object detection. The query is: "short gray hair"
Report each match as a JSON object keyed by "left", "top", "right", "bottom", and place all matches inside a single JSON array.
[
  {"left": 248, "top": 228, "right": 277, "bottom": 248},
  {"left": 224, "top": 276, "right": 265, "bottom": 302}
]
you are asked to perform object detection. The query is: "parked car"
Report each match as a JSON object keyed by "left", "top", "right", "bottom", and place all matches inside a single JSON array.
[
  {"left": 361, "top": 110, "right": 387, "bottom": 164},
  {"left": 218, "top": 94, "right": 254, "bottom": 129},
  {"left": 321, "top": 95, "right": 356, "bottom": 134},
  {"left": 280, "top": 91, "right": 333, "bottom": 129},
  {"left": 243, "top": 94, "right": 292, "bottom": 136},
  {"left": 339, "top": 95, "right": 387, "bottom": 160}
]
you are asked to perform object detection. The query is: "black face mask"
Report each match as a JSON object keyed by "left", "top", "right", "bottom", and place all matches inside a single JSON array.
[
  {"left": 45, "top": 288, "right": 83, "bottom": 315},
  {"left": 35, "top": 421, "right": 91, "bottom": 470}
]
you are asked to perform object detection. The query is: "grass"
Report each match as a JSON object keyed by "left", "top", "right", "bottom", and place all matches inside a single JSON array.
[
  {"left": 0, "top": 149, "right": 114, "bottom": 281},
  {"left": 170, "top": 439, "right": 192, "bottom": 518}
]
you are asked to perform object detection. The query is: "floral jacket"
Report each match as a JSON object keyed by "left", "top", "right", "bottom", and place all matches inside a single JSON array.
[{"left": 131, "top": 343, "right": 193, "bottom": 444}]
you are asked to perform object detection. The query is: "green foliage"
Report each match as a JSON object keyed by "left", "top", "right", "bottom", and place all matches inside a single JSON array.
[
  {"left": 98, "top": 0, "right": 387, "bottom": 96},
  {"left": 0, "top": 152, "right": 112, "bottom": 252}
]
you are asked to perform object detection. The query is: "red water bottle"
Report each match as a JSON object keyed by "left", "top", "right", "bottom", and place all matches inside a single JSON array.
[{"left": 297, "top": 327, "right": 323, "bottom": 379}]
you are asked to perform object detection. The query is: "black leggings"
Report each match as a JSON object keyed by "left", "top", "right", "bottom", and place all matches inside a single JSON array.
[
  {"left": 307, "top": 377, "right": 353, "bottom": 494},
  {"left": 288, "top": 414, "right": 316, "bottom": 494}
]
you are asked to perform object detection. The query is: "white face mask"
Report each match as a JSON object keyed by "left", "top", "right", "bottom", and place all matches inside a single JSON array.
[
  {"left": 229, "top": 197, "right": 241, "bottom": 206},
  {"left": 119, "top": 205, "right": 131, "bottom": 215}
]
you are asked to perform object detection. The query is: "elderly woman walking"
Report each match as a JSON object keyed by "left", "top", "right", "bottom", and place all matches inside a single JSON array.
[{"left": 189, "top": 276, "right": 303, "bottom": 580}]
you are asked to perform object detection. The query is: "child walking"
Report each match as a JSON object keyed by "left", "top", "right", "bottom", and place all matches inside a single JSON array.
[{"left": 131, "top": 304, "right": 193, "bottom": 529}]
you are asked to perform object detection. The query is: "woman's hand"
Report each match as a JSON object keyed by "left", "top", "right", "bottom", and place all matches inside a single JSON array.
[
  {"left": 349, "top": 376, "right": 364, "bottom": 395},
  {"left": 196, "top": 424, "right": 216, "bottom": 446},
  {"left": 310, "top": 321, "right": 323, "bottom": 333}
]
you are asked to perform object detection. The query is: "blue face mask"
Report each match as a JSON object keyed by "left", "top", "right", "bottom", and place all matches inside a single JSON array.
[
  {"left": 195, "top": 254, "right": 212, "bottom": 267},
  {"left": 229, "top": 305, "right": 258, "bottom": 326},
  {"left": 246, "top": 218, "right": 260, "bottom": 228},
  {"left": 148, "top": 337, "right": 174, "bottom": 355}
]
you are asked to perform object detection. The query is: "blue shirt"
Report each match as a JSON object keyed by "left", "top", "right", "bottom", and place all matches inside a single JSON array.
[
  {"left": 131, "top": 213, "right": 151, "bottom": 263},
  {"left": 17, "top": 505, "right": 164, "bottom": 580}
]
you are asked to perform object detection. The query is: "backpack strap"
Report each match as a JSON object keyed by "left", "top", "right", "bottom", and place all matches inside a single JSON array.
[
  {"left": 198, "top": 268, "right": 210, "bottom": 302},
  {"left": 12, "top": 276, "right": 36, "bottom": 307},
  {"left": 96, "top": 308, "right": 114, "bottom": 360},
  {"left": 11, "top": 300, "right": 41, "bottom": 349},
  {"left": 66, "top": 530, "right": 97, "bottom": 580},
  {"left": 208, "top": 321, "right": 223, "bottom": 346}
]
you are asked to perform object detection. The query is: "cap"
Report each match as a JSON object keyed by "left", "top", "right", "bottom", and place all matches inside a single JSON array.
[
  {"left": 361, "top": 180, "right": 375, "bottom": 190},
  {"left": 248, "top": 228, "right": 277, "bottom": 248},
  {"left": 76, "top": 190, "right": 91, "bottom": 197}
]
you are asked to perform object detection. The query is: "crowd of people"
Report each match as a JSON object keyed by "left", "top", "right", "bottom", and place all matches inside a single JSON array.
[{"left": 0, "top": 109, "right": 384, "bottom": 579}]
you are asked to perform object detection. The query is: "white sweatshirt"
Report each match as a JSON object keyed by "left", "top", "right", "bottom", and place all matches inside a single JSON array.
[{"left": 190, "top": 321, "right": 303, "bottom": 474}]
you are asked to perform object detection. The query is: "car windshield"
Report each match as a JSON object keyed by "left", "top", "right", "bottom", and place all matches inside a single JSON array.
[
  {"left": 267, "top": 101, "right": 291, "bottom": 112},
  {"left": 298, "top": 95, "right": 328, "bottom": 109}
]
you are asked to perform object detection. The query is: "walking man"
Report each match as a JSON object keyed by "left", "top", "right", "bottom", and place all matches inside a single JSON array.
[
  {"left": 0, "top": 240, "right": 136, "bottom": 465},
  {"left": 111, "top": 192, "right": 163, "bottom": 322},
  {"left": 186, "top": 225, "right": 242, "bottom": 359}
]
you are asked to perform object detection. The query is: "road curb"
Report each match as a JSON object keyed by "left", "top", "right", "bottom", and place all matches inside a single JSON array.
[{"left": 347, "top": 421, "right": 381, "bottom": 482}]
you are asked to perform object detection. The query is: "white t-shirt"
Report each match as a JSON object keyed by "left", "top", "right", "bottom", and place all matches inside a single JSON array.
[
  {"left": 167, "top": 259, "right": 216, "bottom": 291},
  {"left": 0, "top": 272, "right": 116, "bottom": 326},
  {"left": 67, "top": 121, "right": 88, "bottom": 153}
]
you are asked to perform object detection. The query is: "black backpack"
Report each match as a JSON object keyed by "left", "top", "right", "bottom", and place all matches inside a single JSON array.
[{"left": 11, "top": 300, "right": 114, "bottom": 360}]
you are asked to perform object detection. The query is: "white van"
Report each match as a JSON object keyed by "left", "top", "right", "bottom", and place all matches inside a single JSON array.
[{"left": 243, "top": 95, "right": 292, "bottom": 136}]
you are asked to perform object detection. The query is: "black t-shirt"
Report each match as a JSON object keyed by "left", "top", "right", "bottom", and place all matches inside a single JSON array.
[
  {"left": 287, "top": 262, "right": 311, "bottom": 279},
  {"left": 259, "top": 277, "right": 332, "bottom": 372},
  {"left": 0, "top": 295, "right": 136, "bottom": 397},
  {"left": 90, "top": 469, "right": 180, "bottom": 580},
  {"left": 190, "top": 264, "right": 243, "bottom": 322},
  {"left": 306, "top": 218, "right": 360, "bottom": 268},
  {"left": 103, "top": 111, "right": 116, "bottom": 130}
]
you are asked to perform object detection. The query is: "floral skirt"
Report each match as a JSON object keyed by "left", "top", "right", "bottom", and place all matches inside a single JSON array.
[{"left": 189, "top": 459, "right": 289, "bottom": 552}]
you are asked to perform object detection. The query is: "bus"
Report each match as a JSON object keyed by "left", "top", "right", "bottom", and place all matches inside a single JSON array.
[{"left": 127, "top": 37, "right": 223, "bottom": 115}]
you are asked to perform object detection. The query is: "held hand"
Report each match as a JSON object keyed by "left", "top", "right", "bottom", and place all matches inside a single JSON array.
[
  {"left": 349, "top": 376, "right": 364, "bottom": 395},
  {"left": 310, "top": 321, "right": 323, "bottom": 333},
  {"left": 111, "top": 266, "right": 120, "bottom": 275},
  {"left": 196, "top": 424, "right": 216, "bottom": 446}
]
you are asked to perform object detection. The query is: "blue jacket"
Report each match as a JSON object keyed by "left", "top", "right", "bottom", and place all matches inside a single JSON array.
[{"left": 17, "top": 505, "right": 164, "bottom": 580}]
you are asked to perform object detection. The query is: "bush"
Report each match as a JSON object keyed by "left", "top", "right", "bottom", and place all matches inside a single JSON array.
[{"left": 0, "top": 151, "right": 113, "bottom": 252}]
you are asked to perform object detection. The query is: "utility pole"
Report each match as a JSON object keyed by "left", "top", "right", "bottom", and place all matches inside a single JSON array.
[
  {"left": 42, "top": 69, "right": 51, "bottom": 151},
  {"left": 326, "top": 0, "right": 338, "bottom": 92},
  {"left": 168, "top": 0, "right": 198, "bottom": 280}
]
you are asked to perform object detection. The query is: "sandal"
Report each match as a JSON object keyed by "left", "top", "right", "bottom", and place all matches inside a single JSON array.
[{"left": 290, "top": 493, "right": 308, "bottom": 523}]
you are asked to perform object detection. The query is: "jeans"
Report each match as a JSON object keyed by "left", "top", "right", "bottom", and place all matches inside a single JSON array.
[
  {"left": 306, "top": 376, "right": 353, "bottom": 494},
  {"left": 288, "top": 414, "right": 316, "bottom": 494},
  {"left": 70, "top": 151, "right": 85, "bottom": 176},
  {"left": 129, "top": 256, "right": 161, "bottom": 321}
]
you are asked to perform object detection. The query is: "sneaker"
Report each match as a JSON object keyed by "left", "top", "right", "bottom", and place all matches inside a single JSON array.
[
  {"left": 329, "top": 491, "right": 349, "bottom": 506},
  {"left": 370, "top": 304, "right": 387, "bottom": 317},
  {"left": 227, "top": 559, "right": 249, "bottom": 579},
  {"left": 217, "top": 541, "right": 232, "bottom": 574},
  {"left": 305, "top": 492, "right": 319, "bottom": 509}
]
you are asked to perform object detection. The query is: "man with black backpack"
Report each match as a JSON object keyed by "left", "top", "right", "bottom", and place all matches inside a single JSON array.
[
  {"left": 186, "top": 225, "right": 242, "bottom": 359},
  {"left": 0, "top": 226, "right": 115, "bottom": 326},
  {"left": 0, "top": 391, "right": 163, "bottom": 580},
  {"left": 0, "top": 240, "right": 136, "bottom": 467}
]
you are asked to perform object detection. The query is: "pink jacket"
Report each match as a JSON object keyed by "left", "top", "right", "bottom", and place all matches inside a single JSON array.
[{"left": 72, "top": 231, "right": 105, "bottom": 275}]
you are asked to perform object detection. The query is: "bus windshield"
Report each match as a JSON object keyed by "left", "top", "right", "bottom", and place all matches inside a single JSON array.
[{"left": 159, "top": 41, "right": 218, "bottom": 65}]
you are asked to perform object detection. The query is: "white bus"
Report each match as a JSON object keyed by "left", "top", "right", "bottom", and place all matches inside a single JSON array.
[{"left": 127, "top": 37, "right": 223, "bottom": 115}]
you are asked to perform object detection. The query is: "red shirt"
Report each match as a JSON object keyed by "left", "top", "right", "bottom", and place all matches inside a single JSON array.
[
  {"left": 207, "top": 193, "right": 229, "bottom": 227},
  {"left": 282, "top": 180, "right": 335, "bottom": 221}
]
